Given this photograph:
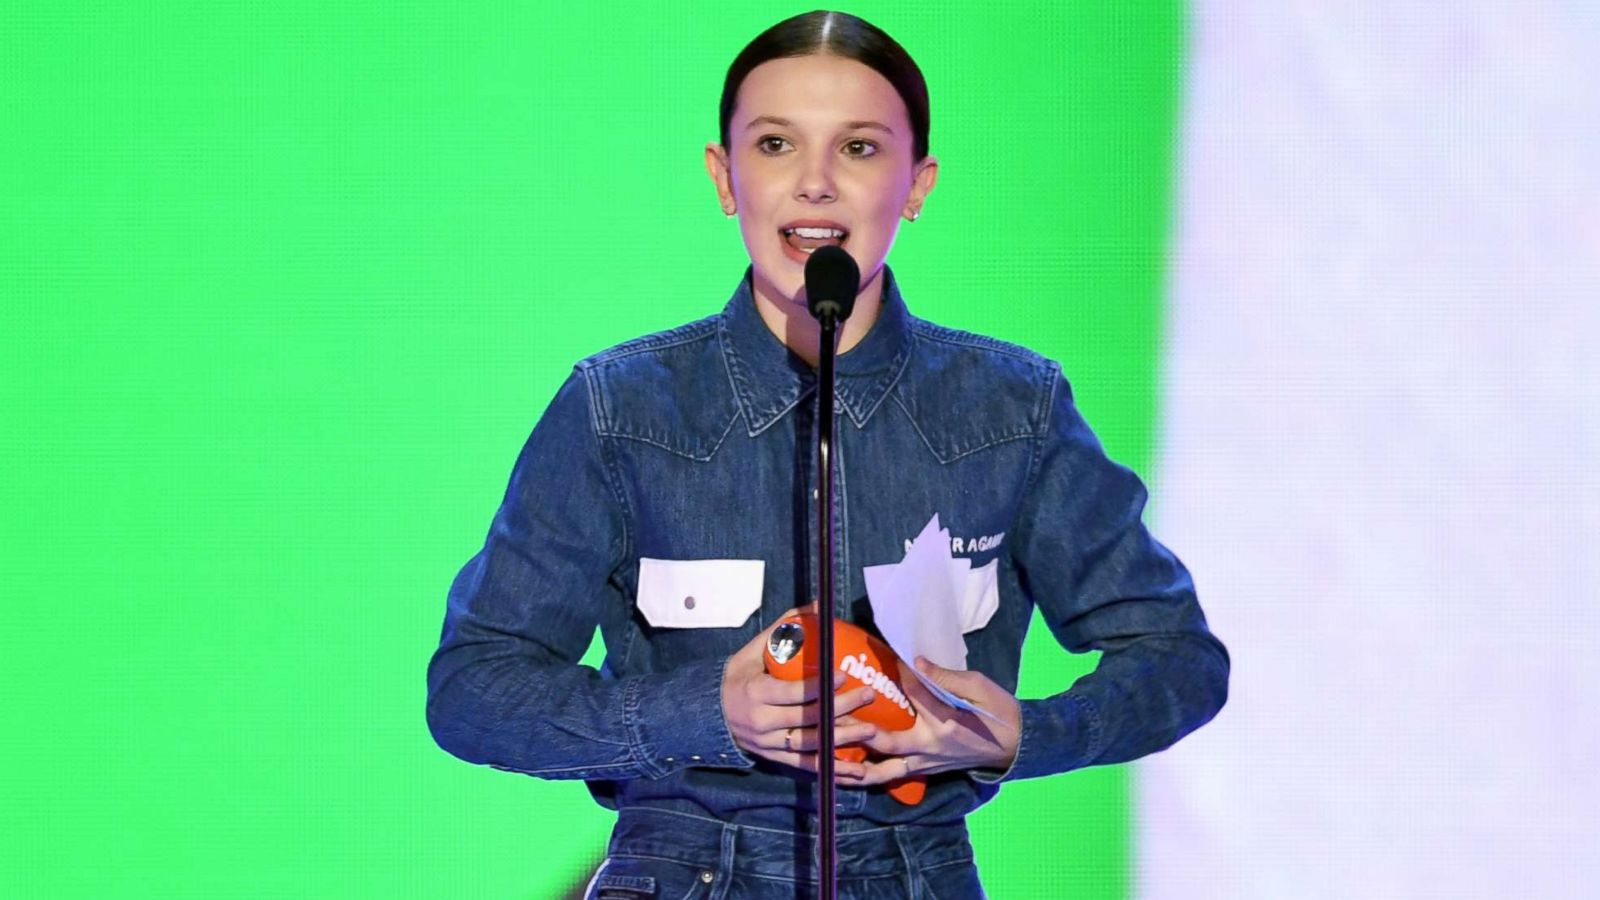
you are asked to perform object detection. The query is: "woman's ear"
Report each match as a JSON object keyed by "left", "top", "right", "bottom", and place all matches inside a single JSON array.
[
  {"left": 904, "top": 155, "right": 939, "bottom": 221},
  {"left": 705, "top": 143, "right": 737, "bottom": 216}
]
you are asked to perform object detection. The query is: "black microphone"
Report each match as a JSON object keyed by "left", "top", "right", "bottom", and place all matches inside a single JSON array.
[{"left": 804, "top": 245, "right": 860, "bottom": 324}]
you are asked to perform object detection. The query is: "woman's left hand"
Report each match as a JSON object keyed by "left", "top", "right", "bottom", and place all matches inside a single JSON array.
[{"left": 849, "top": 657, "right": 1022, "bottom": 786}]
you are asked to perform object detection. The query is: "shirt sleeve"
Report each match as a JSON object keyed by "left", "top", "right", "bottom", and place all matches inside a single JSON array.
[
  {"left": 425, "top": 368, "right": 755, "bottom": 781},
  {"left": 972, "top": 367, "right": 1229, "bottom": 784}
]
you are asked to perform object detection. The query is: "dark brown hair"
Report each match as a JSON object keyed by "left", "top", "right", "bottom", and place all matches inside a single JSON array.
[{"left": 719, "top": 11, "right": 931, "bottom": 161}]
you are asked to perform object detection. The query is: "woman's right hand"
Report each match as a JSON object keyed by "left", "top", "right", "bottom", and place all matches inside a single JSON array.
[{"left": 721, "top": 608, "right": 878, "bottom": 777}]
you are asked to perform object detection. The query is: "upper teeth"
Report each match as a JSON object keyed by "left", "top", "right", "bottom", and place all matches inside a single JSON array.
[{"left": 786, "top": 227, "right": 845, "bottom": 238}]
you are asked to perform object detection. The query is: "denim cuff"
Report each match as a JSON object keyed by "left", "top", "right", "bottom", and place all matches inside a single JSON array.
[
  {"left": 624, "top": 654, "right": 756, "bottom": 778},
  {"left": 968, "top": 691, "right": 1101, "bottom": 784}
]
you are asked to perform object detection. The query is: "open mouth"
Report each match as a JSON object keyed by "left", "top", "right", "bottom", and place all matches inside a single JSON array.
[{"left": 780, "top": 224, "right": 849, "bottom": 255}]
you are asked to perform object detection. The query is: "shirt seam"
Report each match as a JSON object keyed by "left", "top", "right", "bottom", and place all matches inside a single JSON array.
[
  {"left": 1017, "top": 364, "right": 1061, "bottom": 501},
  {"left": 909, "top": 319, "right": 1052, "bottom": 363},
  {"left": 1071, "top": 689, "right": 1106, "bottom": 765},
  {"left": 601, "top": 409, "right": 740, "bottom": 461},
  {"left": 887, "top": 392, "right": 1039, "bottom": 464},
  {"left": 584, "top": 316, "right": 719, "bottom": 364},
  {"left": 577, "top": 365, "right": 636, "bottom": 574}
]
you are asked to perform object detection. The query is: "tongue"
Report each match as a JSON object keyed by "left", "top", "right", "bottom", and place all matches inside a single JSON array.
[{"left": 785, "top": 232, "right": 844, "bottom": 252}]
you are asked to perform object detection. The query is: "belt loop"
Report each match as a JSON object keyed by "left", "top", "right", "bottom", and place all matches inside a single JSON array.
[
  {"left": 717, "top": 820, "right": 737, "bottom": 892},
  {"left": 890, "top": 825, "right": 920, "bottom": 898}
]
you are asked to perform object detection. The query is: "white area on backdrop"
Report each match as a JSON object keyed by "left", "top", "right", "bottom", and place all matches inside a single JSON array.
[{"left": 1139, "top": 2, "right": 1600, "bottom": 898}]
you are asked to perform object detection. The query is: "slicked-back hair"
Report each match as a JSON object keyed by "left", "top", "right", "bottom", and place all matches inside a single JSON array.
[{"left": 719, "top": 10, "right": 931, "bottom": 162}]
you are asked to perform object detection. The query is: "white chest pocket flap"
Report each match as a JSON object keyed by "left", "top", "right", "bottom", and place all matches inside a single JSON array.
[
  {"left": 960, "top": 559, "right": 1000, "bottom": 633},
  {"left": 636, "top": 558, "right": 764, "bottom": 629}
]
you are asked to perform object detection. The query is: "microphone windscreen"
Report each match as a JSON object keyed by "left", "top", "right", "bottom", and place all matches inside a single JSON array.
[{"left": 804, "top": 245, "right": 860, "bottom": 322}]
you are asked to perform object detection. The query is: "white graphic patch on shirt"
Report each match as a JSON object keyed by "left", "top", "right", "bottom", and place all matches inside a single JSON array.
[{"left": 902, "top": 530, "right": 1005, "bottom": 556}]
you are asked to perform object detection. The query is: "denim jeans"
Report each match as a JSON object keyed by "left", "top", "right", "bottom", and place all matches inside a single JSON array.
[{"left": 585, "top": 808, "right": 985, "bottom": 900}]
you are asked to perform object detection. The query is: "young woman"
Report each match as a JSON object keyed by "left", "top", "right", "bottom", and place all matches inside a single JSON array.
[{"left": 427, "top": 11, "right": 1228, "bottom": 899}]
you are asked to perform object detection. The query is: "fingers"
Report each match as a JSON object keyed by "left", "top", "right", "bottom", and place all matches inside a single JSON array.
[
  {"left": 768, "top": 718, "right": 879, "bottom": 754},
  {"left": 854, "top": 754, "right": 923, "bottom": 787},
  {"left": 832, "top": 683, "right": 879, "bottom": 717},
  {"left": 746, "top": 669, "right": 847, "bottom": 707},
  {"left": 911, "top": 656, "right": 992, "bottom": 703},
  {"left": 757, "top": 699, "right": 823, "bottom": 732},
  {"left": 777, "top": 750, "right": 867, "bottom": 780},
  {"left": 898, "top": 664, "right": 952, "bottom": 712},
  {"left": 833, "top": 716, "right": 878, "bottom": 746},
  {"left": 797, "top": 668, "right": 847, "bottom": 704},
  {"left": 746, "top": 667, "right": 894, "bottom": 713},
  {"left": 748, "top": 668, "right": 884, "bottom": 716},
  {"left": 748, "top": 722, "right": 872, "bottom": 780},
  {"left": 859, "top": 727, "right": 914, "bottom": 757},
  {"left": 755, "top": 688, "right": 883, "bottom": 733},
  {"left": 754, "top": 685, "right": 876, "bottom": 731}
]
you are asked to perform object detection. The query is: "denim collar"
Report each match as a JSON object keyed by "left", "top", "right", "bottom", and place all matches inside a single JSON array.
[{"left": 718, "top": 266, "right": 914, "bottom": 436}]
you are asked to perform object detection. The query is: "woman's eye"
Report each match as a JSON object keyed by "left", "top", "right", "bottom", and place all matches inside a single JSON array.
[
  {"left": 757, "top": 136, "right": 792, "bottom": 154},
  {"left": 843, "top": 140, "right": 879, "bottom": 158}
]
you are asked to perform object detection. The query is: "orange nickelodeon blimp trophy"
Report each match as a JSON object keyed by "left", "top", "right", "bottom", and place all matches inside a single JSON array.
[{"left": 763, "top": 611, "right": 927, "bottom": 805}]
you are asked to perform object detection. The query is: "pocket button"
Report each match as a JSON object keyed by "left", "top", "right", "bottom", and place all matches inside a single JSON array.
[{"left": 684, "top": 595, "right": 696, "bottom": 609}]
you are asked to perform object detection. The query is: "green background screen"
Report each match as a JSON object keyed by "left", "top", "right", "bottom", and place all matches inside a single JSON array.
[{"left": 2, "top": 2, "right": 1179, "bottom": 896}]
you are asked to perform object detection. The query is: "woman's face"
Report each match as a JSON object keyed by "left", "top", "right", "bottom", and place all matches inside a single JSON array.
[{"left": 706, "top": 54, "right": 937, "bottom": 314}]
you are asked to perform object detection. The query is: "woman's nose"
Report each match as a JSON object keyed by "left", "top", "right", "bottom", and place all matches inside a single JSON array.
[{"left": 794, "top": 153, "right": 837, "bottom": 202}]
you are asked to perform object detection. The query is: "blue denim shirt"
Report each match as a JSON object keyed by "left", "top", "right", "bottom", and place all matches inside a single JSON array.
[{"left": 427, "top": 268, "right": 1228, "bottom": 826}]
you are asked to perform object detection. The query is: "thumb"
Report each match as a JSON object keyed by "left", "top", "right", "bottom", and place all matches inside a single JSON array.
[
  {"left": 734, "top": 614, "right": 785, "bottom": 667},
  {"left": 915, "top": 656, "right": 981, "bottom": 693}
]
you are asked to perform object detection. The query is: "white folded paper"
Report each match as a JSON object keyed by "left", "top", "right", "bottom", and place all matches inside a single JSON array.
[{"left": 863, "top": 513, "right": 1008, "bottom": 725}]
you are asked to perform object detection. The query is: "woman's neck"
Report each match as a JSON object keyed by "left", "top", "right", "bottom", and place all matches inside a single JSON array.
[{"left": 750, "top": 267, "right": 885, "bottom": 368}]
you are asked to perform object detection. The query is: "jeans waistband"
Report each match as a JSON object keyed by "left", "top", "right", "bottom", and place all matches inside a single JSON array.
[{"left": 608, "top": 806, "right": 975, "bottom": 883}]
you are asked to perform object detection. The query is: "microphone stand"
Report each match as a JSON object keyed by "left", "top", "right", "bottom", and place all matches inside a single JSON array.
[
  {"left": 803, "top": 244, "right": 855, "bottom": 900},
  {"left": 814, "top": 306, "right": 839, "bottom": 900}
]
